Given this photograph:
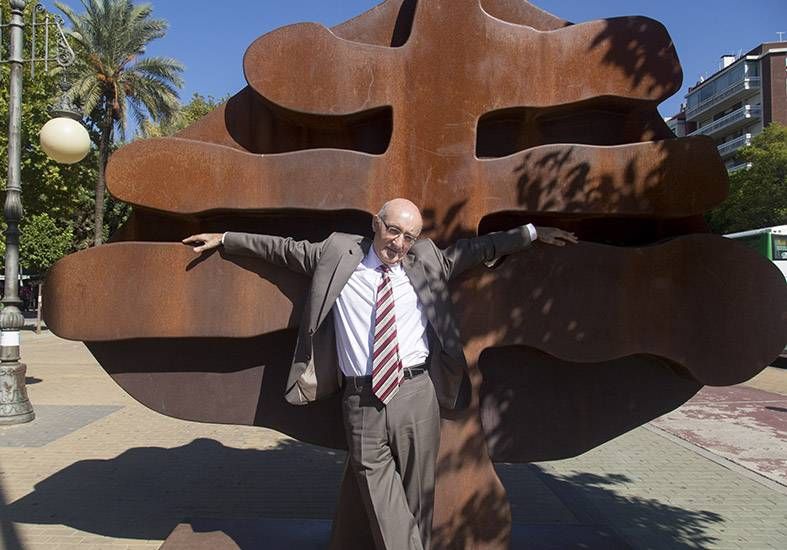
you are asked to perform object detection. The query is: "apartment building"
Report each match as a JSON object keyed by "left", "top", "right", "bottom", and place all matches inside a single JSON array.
[
  {"left": 665, "top": 107, "right": 694, "bottom": 138},
  {"left": 672, "top": 42, "right": 786, "bottom": 172}
]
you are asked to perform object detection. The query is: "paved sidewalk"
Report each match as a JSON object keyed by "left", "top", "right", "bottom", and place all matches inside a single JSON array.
[
  {"left": 652, "top": 385, "right": 787, "bottom": 485},
  {"left": 1, "top": 330, "right": 786, "bottom": 549}
]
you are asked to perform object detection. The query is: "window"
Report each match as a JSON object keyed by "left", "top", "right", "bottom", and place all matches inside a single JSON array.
[{"left": 773, "top": 236, "right": 787, "bottom": 261}]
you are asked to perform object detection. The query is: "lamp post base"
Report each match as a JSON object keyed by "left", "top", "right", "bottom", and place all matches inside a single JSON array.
[{"left": 0, "top": 363, "right": 35, "bottom": 425}]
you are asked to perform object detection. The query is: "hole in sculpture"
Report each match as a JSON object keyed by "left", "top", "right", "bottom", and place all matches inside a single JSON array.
[
  {"left": 110, "top": 208, "right": 374, "bottom": 245},
  {"left": 478, "top": 211, "right": 708, "bottom": 248},
  {"left": 224, "top": 88, "right": 393, "bottom": 155},
  {"left": 475, "top": 98, "right": 673, "bottom": 158},
  {"left": 390, "top": 0, "right": 418, "bottom": 47}
]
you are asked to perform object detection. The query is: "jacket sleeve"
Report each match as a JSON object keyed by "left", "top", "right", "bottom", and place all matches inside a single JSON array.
[
  {"left": 222, "top": 232, "right": 325, "bottom": 276},
  {"left": 437, "top": 224, "right": 535, "bottom": 280}
]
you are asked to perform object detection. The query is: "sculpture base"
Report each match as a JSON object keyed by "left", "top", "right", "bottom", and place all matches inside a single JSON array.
[{"left": 160, "top": 519, "right": 630, "bottom": 549}]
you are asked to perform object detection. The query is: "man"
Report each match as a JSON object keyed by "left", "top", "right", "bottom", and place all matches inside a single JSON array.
[{"left": 183, "top": 199, "right": 577, "bottom": 549}]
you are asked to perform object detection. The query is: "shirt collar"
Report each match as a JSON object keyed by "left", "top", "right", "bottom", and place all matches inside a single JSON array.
[{"left": 364, "top": 246, "right": 403, "bottom": 274}]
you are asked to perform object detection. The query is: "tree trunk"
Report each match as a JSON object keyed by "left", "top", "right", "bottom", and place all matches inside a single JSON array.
[{"left": 94, "top": 108, "right": 113, "bottom": 246}]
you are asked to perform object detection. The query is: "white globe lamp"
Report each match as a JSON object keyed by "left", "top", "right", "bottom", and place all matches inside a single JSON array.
[{"left": 39, "top": 115, "right": 91, "bottom": 164}]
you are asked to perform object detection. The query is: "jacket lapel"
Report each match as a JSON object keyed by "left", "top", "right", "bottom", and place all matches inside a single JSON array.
[
  {"left": 316, "top": 236, "right": 370, "bottom": 327},
  {"left": 402, "top": 254, "right": 441, "bottom": 341}
]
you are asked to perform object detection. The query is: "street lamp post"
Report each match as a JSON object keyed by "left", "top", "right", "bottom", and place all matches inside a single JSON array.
[
  {"left": 0, "top": 0, "right": 33, "bottom": 426},
  {"left": 0, "top": 0, "right": 89, "bottom": 425}
]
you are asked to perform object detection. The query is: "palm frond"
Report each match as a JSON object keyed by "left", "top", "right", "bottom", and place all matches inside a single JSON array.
[
  {"left": 55, "top": 0, "right": 184, "bottom": 143},
  {"left": 128, "top": 96, "right": 152, "bottom": 137},
  {"left": 130, "top": 56, "right": 185, "bottom": 88}
]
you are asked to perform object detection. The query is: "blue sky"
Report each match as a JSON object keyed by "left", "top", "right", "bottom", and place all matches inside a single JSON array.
[{"left": 40, "top": 0, "right": 787, "bottom": 120}]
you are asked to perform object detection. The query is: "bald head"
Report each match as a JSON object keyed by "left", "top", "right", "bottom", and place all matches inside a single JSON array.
[
  {"left": 377, "top": 198, "right": 423, "bottom": 232},
  {"left": 372, "top": 198, "right": 423, "bottom": 265}
]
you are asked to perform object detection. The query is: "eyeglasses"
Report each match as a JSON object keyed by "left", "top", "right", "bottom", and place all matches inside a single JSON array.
[{"left": 379, "top": 218, "right": 419, "bottom": 246}]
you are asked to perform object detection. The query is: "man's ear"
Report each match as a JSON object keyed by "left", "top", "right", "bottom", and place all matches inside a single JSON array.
[{"left": 372, "top": 215, "right": 380, "bottom": 234}]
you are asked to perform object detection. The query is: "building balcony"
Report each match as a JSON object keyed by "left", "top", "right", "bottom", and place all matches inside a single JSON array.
[
  {"left": 717, "top": 133, "right": 752, "bottom": 158},
  {"left": 728, "top": 161, "right": 752, "bottom": 174},
  {"left": 686, "top": 77, "right": 761, "bottom": 121},
  {"left": 689, "top": 105, "right": 761, "bottom": 139}
]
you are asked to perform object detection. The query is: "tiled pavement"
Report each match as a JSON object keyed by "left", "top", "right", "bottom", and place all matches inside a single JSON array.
[
  {"left": 1, "top": 330, "right": 786, "bottom": 549},
  {"left": 651, "top": 385, "right": 787, "bottom": 486}
]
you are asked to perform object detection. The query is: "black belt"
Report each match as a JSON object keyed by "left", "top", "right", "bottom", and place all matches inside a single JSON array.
[
  {"left": 346, "top": 363, "right": 427, "bottom": 384},
  {"left": 402, "top": 365, "right": 428, "bottom": 379}
]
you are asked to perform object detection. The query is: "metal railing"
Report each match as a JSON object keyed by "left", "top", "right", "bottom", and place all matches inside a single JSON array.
[
  {"left": 0, "top": 3, "right": 75, "bottom": 77},
  {"left": 686, "top": 77, "right": 760, "bottom": 120},
  {"left": 717, "top": 133, "right": 752, "bottom": 157},
  {"left": 690, "top": 105, "right": 761, "bottom": 137}
]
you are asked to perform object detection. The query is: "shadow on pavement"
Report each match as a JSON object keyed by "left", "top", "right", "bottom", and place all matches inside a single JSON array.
[
  {"left": 516, "top": 466, "right": 724, "bottom": 549},
  {"left": 2, "top": 438, "right": 724, "bottom": 548},
  {"left": 771, "top": 357, "right": 787, "bottom": 369},
  {"left": 1, "top": 438, "right": 346, "bottom": 541},
  {"left": 0, "top": 476, "right": 24, "bottom": 550}
]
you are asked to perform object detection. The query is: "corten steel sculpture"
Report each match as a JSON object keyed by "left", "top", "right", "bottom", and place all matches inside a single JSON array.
[{"left": 44, "top": 0, "right": 787, "bottom": 548}]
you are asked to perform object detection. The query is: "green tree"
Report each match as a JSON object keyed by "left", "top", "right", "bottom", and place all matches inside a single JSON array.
[
  {"left": 0, "top": 213, "right": 73, "bottom": 275},
  {"left": 19, "top": 213, "right": 74, "bottom": 273},
  {"left": 1, "top": 0, "right": 98, "bottom": 272},
  {"left": 0, "top": 71, "right": 97, "bottom": 221},
  {"left": 141, "top": 92, "right": 228, "bottom": 137},
  {"left": 707, "top": 123, "right": 787, "bottom": 234},
  {"left": 55, "top": 0, "right": 184, "bottom": 246}
]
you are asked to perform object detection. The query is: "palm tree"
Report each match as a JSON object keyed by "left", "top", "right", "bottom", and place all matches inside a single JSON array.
[{"left": 55, "top": 0, "right": 184, "bottom": 245}]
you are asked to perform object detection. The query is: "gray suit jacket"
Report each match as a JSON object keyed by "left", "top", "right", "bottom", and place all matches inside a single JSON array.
[{"left": 223, "top": 226, "right": 534, "bottom": 410}]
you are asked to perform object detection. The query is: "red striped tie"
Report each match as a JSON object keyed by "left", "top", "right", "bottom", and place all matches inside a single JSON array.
[{"left": 372, "top": 264, "right": 404, "bottom": 404}]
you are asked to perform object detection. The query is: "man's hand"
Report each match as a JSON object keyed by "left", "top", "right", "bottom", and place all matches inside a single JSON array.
[
  {"left": 534, "top": 226, "right": 578, "bottom": 246},
  {"left": 182, "top": 233, "right": 224, "bottom": 253}
]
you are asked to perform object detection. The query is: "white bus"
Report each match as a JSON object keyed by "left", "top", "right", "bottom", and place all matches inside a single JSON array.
[{"left": 724, "top": 225, "right": 787, "bottom": 282}]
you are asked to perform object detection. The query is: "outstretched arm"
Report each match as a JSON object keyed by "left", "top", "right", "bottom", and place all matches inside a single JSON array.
[
  {"left": 182, "top": 232, "right": 325, "bottom": 276},
  {"left": 439, "top": 225, "right": 577, "bottom": 280}
]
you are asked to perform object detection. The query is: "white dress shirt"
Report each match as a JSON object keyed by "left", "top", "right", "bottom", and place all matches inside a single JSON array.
[
  {"left": 221, "top": 225, "right": 538, "bottom": 377},
  {"left": 333, "top": 247, "right": 430, "bottom": 377}
]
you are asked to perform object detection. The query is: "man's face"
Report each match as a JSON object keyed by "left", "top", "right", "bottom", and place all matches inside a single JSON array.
[{"left": 372, "top": 208, "right": 422, "bottom": 265}]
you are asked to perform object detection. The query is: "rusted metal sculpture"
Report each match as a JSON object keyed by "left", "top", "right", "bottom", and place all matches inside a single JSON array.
[{"left": 44, "top": 1, "right": 787, "bottom": 548}]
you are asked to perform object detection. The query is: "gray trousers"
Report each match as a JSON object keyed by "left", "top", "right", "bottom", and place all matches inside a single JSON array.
[{"left": 339, "top": 371, "right": 440, "bottom": 550}]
